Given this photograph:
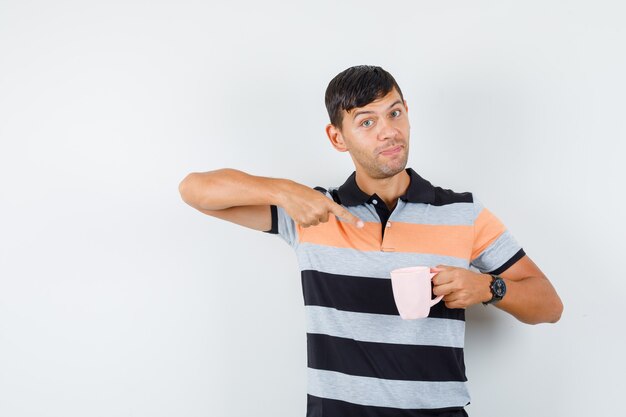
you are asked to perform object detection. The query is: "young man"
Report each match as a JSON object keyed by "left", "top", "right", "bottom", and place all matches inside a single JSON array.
[{"left": 179, "top": 65, "right": 563, "bottom": 417}]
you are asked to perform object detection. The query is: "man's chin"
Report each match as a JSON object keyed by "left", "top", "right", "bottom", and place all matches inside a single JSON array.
[{"left": 374, "top": 162, "right": 408, "bottom": 179}]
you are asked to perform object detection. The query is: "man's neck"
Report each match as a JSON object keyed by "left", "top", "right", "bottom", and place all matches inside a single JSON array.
[{"left": 354, "top": 169, "right": 411, "bottom": 210}]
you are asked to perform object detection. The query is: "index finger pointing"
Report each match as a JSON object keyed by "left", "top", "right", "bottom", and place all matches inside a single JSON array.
[{"left": 329, "top": 202, "right": 364, "bottom": 228}]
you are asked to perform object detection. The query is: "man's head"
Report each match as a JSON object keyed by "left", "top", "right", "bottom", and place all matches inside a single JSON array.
[
  {"left": 325, "top": 65, "right": 405, "bottom": 129},
  {"left": 325, "top": 65, "right": 410, "bottom": 180}
]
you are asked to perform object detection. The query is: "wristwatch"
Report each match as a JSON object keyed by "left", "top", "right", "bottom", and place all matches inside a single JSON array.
[{"left": 483, "top": 274, "right": 506, "bottom": 305}]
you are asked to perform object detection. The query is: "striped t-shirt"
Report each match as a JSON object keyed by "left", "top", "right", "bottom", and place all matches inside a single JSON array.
[{"left": 266, "top": 168, "right": 524, "bottom": 417}]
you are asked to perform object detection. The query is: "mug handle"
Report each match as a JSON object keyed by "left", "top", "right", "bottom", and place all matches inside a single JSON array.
[{"left": 429, "top": 272, "right": 444, "bottom": 306}]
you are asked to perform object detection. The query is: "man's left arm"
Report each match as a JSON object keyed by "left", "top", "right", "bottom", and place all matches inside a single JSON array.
[{"left": 432, "top": 256, "right": 563, "bottom": 325}]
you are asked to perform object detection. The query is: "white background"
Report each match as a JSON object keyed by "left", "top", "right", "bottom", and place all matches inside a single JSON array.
[{"left": 1, "top": 1, "right": 625, "bottom": 416}]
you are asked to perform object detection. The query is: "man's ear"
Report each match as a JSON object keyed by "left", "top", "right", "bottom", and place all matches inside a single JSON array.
[{"left": 326, "top": 123, "right": 349, "bottom": 152}]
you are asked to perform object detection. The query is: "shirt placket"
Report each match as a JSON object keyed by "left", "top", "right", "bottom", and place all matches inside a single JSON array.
[{"left": 369, "top": 194, "right": 396, "bottom": 252}]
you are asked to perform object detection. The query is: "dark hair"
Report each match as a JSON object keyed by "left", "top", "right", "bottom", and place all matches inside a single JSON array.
[{"left": 325, "top": 65, "right": 404, "bottom": 128}]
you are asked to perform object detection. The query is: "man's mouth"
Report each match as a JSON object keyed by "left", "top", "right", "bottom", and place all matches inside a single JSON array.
[{"left": 379, "top": 145, "right": 403, "bottom": 156}]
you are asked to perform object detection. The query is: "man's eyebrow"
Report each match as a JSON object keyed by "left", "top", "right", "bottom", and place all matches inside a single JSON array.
[
  {"left": 352, "top": 109, "right": 375, "bottom": 119},
  {"left": 387, "top": 99, "right": 403, "bottom": 110},
  {"left": 351, "top": 100, "right": 404, "bottom": 120}
]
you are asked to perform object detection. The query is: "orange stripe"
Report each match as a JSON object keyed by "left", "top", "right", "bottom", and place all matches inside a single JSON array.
[
  {"left": 471, "top": 208, "right": 506, "bottom": 260},
  {"left": 297, "top": 215, "right": 475, "bottom": 259},
  {"left": 384, "top": 222, "right": 473, "bottom": 258},
  {"left": 297, "top": 216, "right": 382, "bottom": 252}
]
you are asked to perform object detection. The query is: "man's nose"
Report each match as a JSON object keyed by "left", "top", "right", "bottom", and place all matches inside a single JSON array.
[{"left": 377, "top": 118, "right": 397, "bottom": 141}]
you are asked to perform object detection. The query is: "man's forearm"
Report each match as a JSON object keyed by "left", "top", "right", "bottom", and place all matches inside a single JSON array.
[
  {"left": 495, "top": 275, "right": 563, "bottom": 325},
  {"left": 178, "top": 168, "right": 289, "bottom": 210},
  {"left": 432, "top": 261, "right": 563, "bottom": 325}
]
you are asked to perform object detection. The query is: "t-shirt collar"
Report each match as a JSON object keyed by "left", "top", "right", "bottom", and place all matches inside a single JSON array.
[{"left": 336, "top": 168, "right": 436, "bottom": 206}]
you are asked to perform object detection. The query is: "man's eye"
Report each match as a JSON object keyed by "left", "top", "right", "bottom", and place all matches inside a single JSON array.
[
  {"left": 362, "top": 120, "right": 373, "bottom": 127},
  {"left": 391, "top": 110, "right": 401, "bottom": 117}
]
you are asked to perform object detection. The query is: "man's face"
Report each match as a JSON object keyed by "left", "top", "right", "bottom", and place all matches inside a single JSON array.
[{"left": 333, "top": 88, "right": 410, "bottom": 180}]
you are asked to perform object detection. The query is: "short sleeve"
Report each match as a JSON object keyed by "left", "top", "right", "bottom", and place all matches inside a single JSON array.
[
  {"left": 263, "top": 205, "right": 299, "bottom": 248},
  {"left": 470, "top": 197, "right": 525, "bottom": 274}
]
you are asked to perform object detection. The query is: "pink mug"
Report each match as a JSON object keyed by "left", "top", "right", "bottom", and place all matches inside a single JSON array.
[{"left": 390, "top": 266, "right": 443, "bottom": 319}]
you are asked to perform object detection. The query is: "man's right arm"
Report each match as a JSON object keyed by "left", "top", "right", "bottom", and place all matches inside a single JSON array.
[{"left": 178, "top": 168, "right": 363, "bottom": 232}]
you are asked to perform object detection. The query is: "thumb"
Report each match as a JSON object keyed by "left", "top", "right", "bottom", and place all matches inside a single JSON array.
[{"left": 329, "top": 202, "right": 364, "bottom": 228}]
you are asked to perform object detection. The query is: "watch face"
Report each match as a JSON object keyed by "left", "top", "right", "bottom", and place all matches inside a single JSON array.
[{"left": 493, "top": 279, "right": 506, "bottom": 297}]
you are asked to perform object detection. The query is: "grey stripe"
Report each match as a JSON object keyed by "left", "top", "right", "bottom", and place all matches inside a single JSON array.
[
  {"left": 390, "top": 200, "right": 475, "bottom": 225},
  {"left": 307, "top": 368, "right": 471, "bottom": 409},
  {"left": 306, "top": 306, "right": 465, "bottom": 348},
  {"left": 333, "top": 199, "right": 476, "bottom": 226},
  {"left": 470, "top": 230, "right": 522, "bottom": 273},
  {"left": 276, "top": 206, "right": 298, "bottom": 247},
  {"left": 296, "top": 243, "right": 470, "bottom": 279}
]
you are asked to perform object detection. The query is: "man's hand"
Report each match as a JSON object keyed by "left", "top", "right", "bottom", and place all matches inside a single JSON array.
[
  {"left": 277, "top": 180, "right": 364, "bottom": 229},
  {"left": 431, "top": 265, "right": 492, "bottom": 309}
]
